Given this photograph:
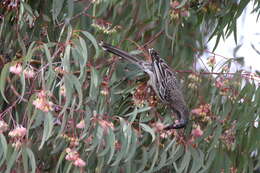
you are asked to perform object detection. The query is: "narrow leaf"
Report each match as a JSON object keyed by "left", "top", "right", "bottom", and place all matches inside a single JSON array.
[
  {"left": 39, "top": 112, "right": 54, "bottom": 150},
  {"left": 140, "top": 123, "right": 155, "bottom": 142},
  {"left": 6, "top": 149, "right": 19, "bottom": 173},
  {"left": 22, "top": 148, "right": 29, "bottom": 173},
  {"left": 19, "top": 73, "right": 26, "bottom": 103},
  {"left": 107, "top": 129, "right": 116, "bottom": 164},
  {"left": 179, "top": 151, "right": 191, "bottom": 173},
  {"left": 0, "top": 63, "right": 11, "bottom": 103},
  {"left": 136, "top": 147, "right": 148, "bottom": 173},
  {"left": 67, "top": 0, "right": 74, "bottom": 19},
  {"left": 81, "top": 31, "right": 99, "bottom": 58},
  {"left": 26, "top": 148, "right": 36, "bottom": 173},
  {"left": 0, "top": 134, "right": 8, "bottom": 166},
  {"left": 67, "top": 74, "right": 83, "bottom": 110},
  {"left": 52, "top": 0, "right": 65, "bottom": 21}
]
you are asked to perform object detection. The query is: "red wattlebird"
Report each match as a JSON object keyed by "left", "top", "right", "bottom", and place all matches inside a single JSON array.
[{"left": 100, "top": 42, "right": 189, "bottom": 130}]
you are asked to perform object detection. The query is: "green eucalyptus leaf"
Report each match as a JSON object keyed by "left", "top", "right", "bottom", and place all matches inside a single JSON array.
[
  {"left": 39, "top": 112, "right": 54, "bottom": 150},
  {"left": 6, "top": 149, "right": 19, "bottom": 173},
  {"left": 178, "top": 150, "right": 191, "bottom": 173},
  {"left": 81, "top": 31, "right": 99, "bottom": 58},
  {"left": 107, "top": 129, "right": 116, "bottom": 164},
  {"left": 140, "top": 123, "right": 155, "bottom": 142},
  {"left": 136, "top": 147, "right": 148, "bottom": 173},
  {"left": 0, "top": 63, "right": 10, "bottom": 103},
  {"left": 52, "top": 0, "right": 65, "bottom": 21},
  {"left": 55, "top": 151, "right": 66, "bottom": 173},
  {"left": 0, "top": 134, "right": 8, "bottom": 167}
]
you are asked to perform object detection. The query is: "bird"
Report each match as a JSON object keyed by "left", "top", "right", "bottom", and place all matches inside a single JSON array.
[{"left": 99, "top": 41, "right": 189, "bottom": 130}]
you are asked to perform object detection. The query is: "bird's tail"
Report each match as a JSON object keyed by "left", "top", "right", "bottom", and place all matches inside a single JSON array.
[{"left": 99, "top": 42, "right": 146, "bottom": 69}]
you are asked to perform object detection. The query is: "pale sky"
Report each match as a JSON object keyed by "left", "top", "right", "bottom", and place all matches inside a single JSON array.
[{"left": 204, "top": 1, "right": 260, "bottom": 73}]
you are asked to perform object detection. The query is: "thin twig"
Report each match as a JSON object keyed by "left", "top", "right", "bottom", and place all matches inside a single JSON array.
[
  {"left": 57, "top": 2, "right": 93, "bottom": 27},
  {"left": 142, "top": 29, "right": 164, "bottom": 48}
]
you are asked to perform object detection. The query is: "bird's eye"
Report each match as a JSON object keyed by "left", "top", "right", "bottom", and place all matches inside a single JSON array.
[
  {"left": 148, "top": 48, "right": 158, "bottom": 56},
  {"left": 148, "top": 48, "right": 154, "bottom": 54}
]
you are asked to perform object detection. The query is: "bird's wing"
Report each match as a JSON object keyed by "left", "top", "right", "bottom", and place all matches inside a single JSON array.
[{"left": 149, "top": 48, "right": 180, "bottom": 100}]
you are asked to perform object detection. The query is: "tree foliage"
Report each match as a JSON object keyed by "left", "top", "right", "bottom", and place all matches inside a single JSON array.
[{"left": 0, "top": 0, "right": 260, "bottom": 172}]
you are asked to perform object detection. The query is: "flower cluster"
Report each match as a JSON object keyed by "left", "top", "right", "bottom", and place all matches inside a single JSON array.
[
  {"left": 0, "top": 0, "right": 36, "bottom": 28},
  {"left": 54, "top": 66, "right": 66, "bottom": 74},
  {"left": 9, "top": 63, "right": 36, "bottom": 79},
  {"left": 152, "top": 122, "right": 176, "bottom": 139},
  {"left": 220, "top": 121, "right": 237, "bottom": 151},
  {"left": 33, "top": 90, "right": 54, "bottom": 112},
  {"left": 188, "top": 125, "right": 204, "bottom": 147},
  {"left": 60, "top": 85, "right": 66, "bottom": 97},
  {"left": 9, "top": 63, "right": 22, "bottom": 75},
  {"left": 84, "top": 135, "right": 93, "bottom": 144},
  {"left": 191, "top": 104, "right": 211, "bottom": 123},
  {"left": 91, "top": 21, "right": 121, "bottom": 34},
  {"left": 60, "top": 134, "right": 79, "bottom": 147},
  {"left": 65, "top": 148, "right": 86, "bottom": 167},
  {"left": 8, "top": 126, "right": 26, "bottom": 138},
  {"left": 100, "top": 76, "right": 109, "bottom": 96},
  {"left": 8, "top": 125, "right": 27, "bottom": 149},
  {"left": 191, "top": 104, "right": 211, "bottom": 117},
  {"left": 215, "top": 77, "right": 240, "bottom": 101},
  {"left": 98, "top": 119, "right": 114, "bottom": 133},
  {"left": 170, "top": 1, "right": 190, "bottom": 20},
  {"left": 23, "top": 68, "right": 35, "bottom": 78},
  {"left": 76, "top": 120, "right": 85, "bottom": 129},
  {"left": 207, "top": 56, "right": 216, "bottom": 68},
  {"left": 133, "top": 83, "right": 158, "bottom": 108},
  {"left": 188, "top": 73, "right": 202, "bottom": 89},
  {"left": 215, "top": 77, "right": 230, "bottom": 96},
  {"left": 147, "top": 94, "right": 158, "bottom": 107},
  {"left": 191, "top": 125, "right": 203, "bottom": 138},
  {"left": 1, "top": 0, "right": 20, "bottom": 11},
  {"left": 152, "top": 122, "right": 164, "bottom": 132},
  {"left": 200, "top": 3, "right": 221, "bottom": 14},
  {"left": 160, "top": 130, "right": 176, "bottom": 139},
  {"left": 0, "top": 120, "right": 8, "bottom": 133}
]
